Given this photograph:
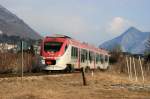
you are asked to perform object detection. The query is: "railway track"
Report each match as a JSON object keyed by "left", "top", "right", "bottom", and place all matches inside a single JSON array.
[{"left": 0, "top": 71, "right": 81, "bottom": 79}]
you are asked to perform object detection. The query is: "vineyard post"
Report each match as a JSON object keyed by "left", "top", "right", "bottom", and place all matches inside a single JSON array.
[
  {"left": 139, "top": 56, "right": 144, "bottom": 83},
  {"left": 133, "top": 57, "right": 138, "bottom": 82},
  {"left": 129, "top": 57, "right": 132, "bottom": 80},
  {"left": 126, "top": 56, "right": 130, "bottom": 80}
]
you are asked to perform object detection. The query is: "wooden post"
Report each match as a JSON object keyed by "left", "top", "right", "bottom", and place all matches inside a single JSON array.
[
  {"left": 21, "top": 41, "right": 24, "bottom": 82},
  {"left": 126, "top": 56, "right": 130, "bottom": 80},
  {"left": 139, "top": 56, "right": 144, "bottom": 83},
  {"left": 148, "top": 64, "right": 150, "bottom": 71},
  {"left": 129, "top": 57, "right": 132, "bottom": 79},
  {"left": 81, "top": 67, "right": 87, "bottom": 86},
  {"left": 149, "top": 62, "right": 150, "bottom": 70},
  {"left": 133, "top": 57, "right": 138, "bottom": 81},
  {"left": 27, "top": 51, "right": 29, "bottom": 72}
]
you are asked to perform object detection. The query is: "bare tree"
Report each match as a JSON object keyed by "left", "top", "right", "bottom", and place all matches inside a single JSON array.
[
  {"left": 109, "top": 44, "right": 123, "bottom": 63},
  {"left": 145, "top": 37, "right": 150, "bottom": 62},
  {"left": 146, "top": 38, "right": 150, "bottom": 50}
]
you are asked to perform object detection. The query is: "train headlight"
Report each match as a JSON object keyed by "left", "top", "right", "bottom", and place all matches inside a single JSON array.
[{"left": 41, "top": 59, "right": 45, "bottom": 64}]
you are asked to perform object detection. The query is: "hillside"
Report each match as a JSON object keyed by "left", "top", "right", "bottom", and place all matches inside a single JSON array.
[
  {"left": 0, "top": 4, "right": 41, "bottom": 40},
  {"left": 100, "top": 27, "right": 150, "bottom": 54}
]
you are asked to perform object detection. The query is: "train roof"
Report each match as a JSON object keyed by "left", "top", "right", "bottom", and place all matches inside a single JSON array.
[
  {"left": 46, "top": 34, "right": 72, "bottom": 39},
  {"left": 69, "top": 38, "right": 109, "bottom": 55},
  {"left": 44, "top": 34, "right": 109, "bottom": 55}
]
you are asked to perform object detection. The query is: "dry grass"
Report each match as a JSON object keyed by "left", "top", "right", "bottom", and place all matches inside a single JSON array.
[
  {"left": 0, "top": 71, "right": 150, "bottom": 99},
  {"left": 1, "top": 52, "right": 150, "bottom": 98},
  {"left": 0, "top": 52, "right": 36, "bottom": 73},
  {"left": 111, "top": 54, "right": 150, "bottom": 81}
]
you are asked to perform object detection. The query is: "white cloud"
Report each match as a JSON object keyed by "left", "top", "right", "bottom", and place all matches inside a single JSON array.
[{"left": 106, "top": 17, "right": 132, "bottom": 34}]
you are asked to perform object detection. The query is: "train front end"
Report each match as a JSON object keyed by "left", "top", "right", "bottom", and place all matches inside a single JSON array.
[{"left": 40, "top": 36, "right": 69, "bottom": 71}]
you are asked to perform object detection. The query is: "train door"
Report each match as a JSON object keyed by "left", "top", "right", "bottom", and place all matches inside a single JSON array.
[
  {"left": 71, "top": 46, "right": 78, "bottom": 68},
  {"left": 80, "top": 49, "right": 88, "bottom": 68},
  {"left": 88, "top": 51, "right": 95, "bottom": 69}
]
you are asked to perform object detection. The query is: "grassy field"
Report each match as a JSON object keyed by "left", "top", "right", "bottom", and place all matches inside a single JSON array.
[{"left": 0, "top": 70, "right": 150, "bottom": 99}]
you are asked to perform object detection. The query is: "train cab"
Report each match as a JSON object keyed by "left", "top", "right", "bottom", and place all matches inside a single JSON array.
[{"left": 40, "top": 35, "right": 70, "bottom": 70}]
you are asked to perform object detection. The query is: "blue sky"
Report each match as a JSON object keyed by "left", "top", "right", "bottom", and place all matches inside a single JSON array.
[{"left": 0, "top": 0, "right": 150, "bottom": 46}]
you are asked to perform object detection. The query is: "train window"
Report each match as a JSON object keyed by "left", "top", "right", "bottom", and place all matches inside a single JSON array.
[
  {"left": 103, "top": 55, "right": 105, "bottom": 63},
  {"left": 71, "top": 47, "right": 78, "bottom": 58},
  {"left": 85, "top": 50, "right": 88, "bottom": 60},
  {"left": 89, "top": 52, "right": 91, "bottom": 62},
  {"left": 81, "top": 49, "right": 87, "bottom": 62},
  {"left": 75, "top": 47, "right": 78, "bottom": 57},
  {"left": 44, "top": 42, "right": 63, "bottom": 52},
  {"left": 98, "top": 54, "right": 101, "bottom": 62},
  {"left": 81, "top": 55, "right": 84, "bottom": 62},
  {"left": 89, "top": 51, "right": 93, "bottom": 63},
  {"left": 105, "top": 55, "right": 108, "bottom": 61},
  {"left": 100, "top": 54, "right": 104, "bottom": 63},
  {"left": 71, "top": 47, "right": 74, "bottom": 57}
]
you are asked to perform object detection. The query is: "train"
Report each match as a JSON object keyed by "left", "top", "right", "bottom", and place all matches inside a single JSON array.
[{"left": 39, "top": 34, "right": 110, "bottom": 72}]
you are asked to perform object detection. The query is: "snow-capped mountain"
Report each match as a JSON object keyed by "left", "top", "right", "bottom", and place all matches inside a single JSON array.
[{"left": 100, "top": 27, "right": 150, "bottom": 54}]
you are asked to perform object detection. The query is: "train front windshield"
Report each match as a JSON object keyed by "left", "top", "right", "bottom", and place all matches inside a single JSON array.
[{"left": 44, "top": 42, "right": 63, "bottom": 52}]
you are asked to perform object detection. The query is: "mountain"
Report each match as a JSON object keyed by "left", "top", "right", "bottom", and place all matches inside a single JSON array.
[
  {"left": 0, "top": 4, "right": 42, "bottom": 40},
  {"left": 100, "top": 27, "right": 150, "bottom": 54}
]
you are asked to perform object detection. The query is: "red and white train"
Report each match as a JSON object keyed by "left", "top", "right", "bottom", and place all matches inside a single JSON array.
[{"left": 40, "top": 34, "right": 110, "bottom": 72}]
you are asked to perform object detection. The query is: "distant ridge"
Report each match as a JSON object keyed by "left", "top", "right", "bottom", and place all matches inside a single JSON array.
[
  {"left": 0, "top": 4, "right": 42, "bottom": 40},
  {"left": 100, "top": 27, "right": 150, "bottom": 54}
]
